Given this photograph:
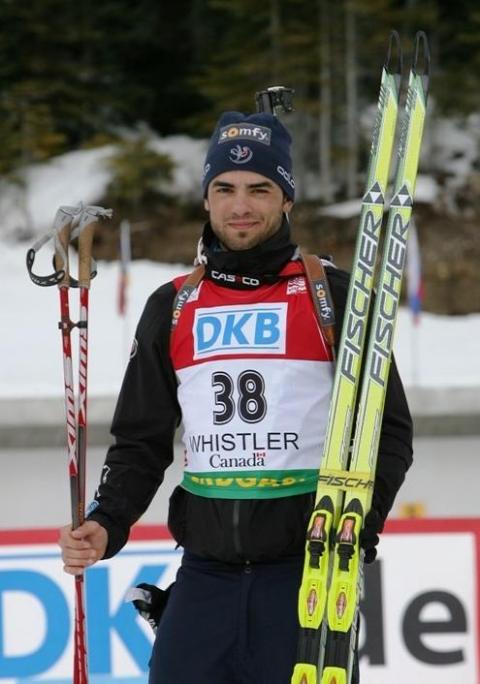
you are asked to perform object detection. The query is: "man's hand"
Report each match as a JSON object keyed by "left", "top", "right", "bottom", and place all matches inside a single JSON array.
[{"left": 59, "top": 520, "right": 108, "bottom": 575}]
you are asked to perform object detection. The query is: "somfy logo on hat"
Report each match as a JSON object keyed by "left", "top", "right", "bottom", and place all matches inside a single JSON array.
[
  {"left": 229, "top": 145, "right": 253, "bottom": 164},
  {"left": 219, "top": 123, "right": 271, "bottom": 145}
]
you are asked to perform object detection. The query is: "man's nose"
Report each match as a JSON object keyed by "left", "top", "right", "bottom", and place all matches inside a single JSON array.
[{"left": 230, "top": 191, "right": 252, "bottom": 215}]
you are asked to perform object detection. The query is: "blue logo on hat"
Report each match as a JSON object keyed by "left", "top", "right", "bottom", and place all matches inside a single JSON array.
[{"left": 229, "top": 145, "right": 253, "bottom": 164}]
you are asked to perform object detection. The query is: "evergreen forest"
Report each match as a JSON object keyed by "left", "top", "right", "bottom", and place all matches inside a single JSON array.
[{"left": 1, "top": 0, "right": 479, "bottom": 312}]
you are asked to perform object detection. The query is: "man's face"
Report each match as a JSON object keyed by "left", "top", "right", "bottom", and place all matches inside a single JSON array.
[{"left": 204, "top": 170, "right": 293, "bottom": 251}]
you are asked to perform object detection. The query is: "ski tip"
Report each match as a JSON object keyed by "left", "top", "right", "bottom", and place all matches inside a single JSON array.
[
  {"left": 412, "top": 31, "right": 430, "bottom": 78},
  {"left": 385, "top": 30, "right": 403, "bottom": 77}
]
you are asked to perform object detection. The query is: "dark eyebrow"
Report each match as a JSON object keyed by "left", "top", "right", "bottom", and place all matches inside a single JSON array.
[
  {"left": 210, "top": 180, "right": 274, "bottom": 190},
  {"left": 211, "top": 180, "right": 235, "bottom": 188},
  {"left": 247, "top": 181, "right": 274, "bottom": 189}
]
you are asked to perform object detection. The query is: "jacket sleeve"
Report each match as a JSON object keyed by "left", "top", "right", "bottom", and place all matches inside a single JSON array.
[
  {"left": 327, "top": 266, "right": 413, "bottom": 526},
  {"left": 88, "top": 281, "right": 181, "bottom": 558}
]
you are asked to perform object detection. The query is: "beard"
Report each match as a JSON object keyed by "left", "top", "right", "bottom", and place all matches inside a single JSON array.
[{"left": 210, "top": 210, "right": 284, "bottom": 252}]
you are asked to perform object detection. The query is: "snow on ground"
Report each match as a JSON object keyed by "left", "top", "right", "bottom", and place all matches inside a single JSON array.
[
  {"left": 1, "top": 239, "right": 479, "bottom": 400},
  {"left": 428, "top": 114, "right": 480, "bottom": 180},
  {"left": 1, "top": 241, "right": 187, "bottom": 398}
]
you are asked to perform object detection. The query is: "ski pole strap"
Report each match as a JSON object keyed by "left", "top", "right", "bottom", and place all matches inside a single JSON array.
[
  {"left": 26, "top": 224, "right": 74, "bottom": 287},
  {"left": 26, "top": 203, "right": 106, "bottom": 288},
  {"left": 170, "top": 264, "right": 205, "bottom": 336},
  {"left": 299, "top": 253, "right": 336, "bottom": 351},
  {"left": 26, "top": 203, "right": 83, "bottom": 287},
  {"left": 26, "top": 246, "right": 65, "bottom": 287}
]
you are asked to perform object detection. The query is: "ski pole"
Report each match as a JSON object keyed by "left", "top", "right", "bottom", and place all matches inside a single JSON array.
[
  {"left": 54, "top": 216, "right": 89, "bottom": 684},
  {"left": 27, "top": 204, "right": 112, "bottom": 684},
  {"left": 55, "top": 205, "right": 111, "bottom": 684}
]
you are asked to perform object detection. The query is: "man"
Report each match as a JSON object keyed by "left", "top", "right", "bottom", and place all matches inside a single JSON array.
[{"left": 59, "top": 111, "right": 413, "bottom": 683}]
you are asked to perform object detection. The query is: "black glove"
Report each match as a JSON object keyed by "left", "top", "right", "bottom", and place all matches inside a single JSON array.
[
  {"left": 126, "top": 582, "right": 173, "bottom": 633},
  {"left": 360, "top": 508, "right": 384, "bottom": 564}
]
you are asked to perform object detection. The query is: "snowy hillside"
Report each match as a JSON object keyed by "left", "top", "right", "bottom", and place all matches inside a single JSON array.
[
  {"left": 0, "top": 135, "right": 207, "bottom": 240},
  {"left": 1, "top": 128, "right": 479, "bottom": 400},
  {"left": 0, "top": 114, "right": 479, "bottom": 240}
]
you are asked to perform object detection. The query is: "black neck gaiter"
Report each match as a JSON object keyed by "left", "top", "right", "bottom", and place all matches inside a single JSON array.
[{"left": 201, "top": 217, "right": 297, "bottom": 280}]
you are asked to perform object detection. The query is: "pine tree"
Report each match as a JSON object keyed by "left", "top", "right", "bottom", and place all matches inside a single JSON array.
[{"left": 105, "top": 132, "right": 174, "bottom": 211}]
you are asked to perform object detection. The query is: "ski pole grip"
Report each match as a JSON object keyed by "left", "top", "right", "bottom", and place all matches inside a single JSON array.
[
  {"left": 54, "top": 225, "right": 71, "bottom": 287},
  {"left": 78, "top": 222, "right": 96, "bottom": 288}
]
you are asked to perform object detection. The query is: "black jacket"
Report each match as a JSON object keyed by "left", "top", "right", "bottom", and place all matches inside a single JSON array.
[{"left": 89, "top": 261, "right": 413, "bottom": 563}]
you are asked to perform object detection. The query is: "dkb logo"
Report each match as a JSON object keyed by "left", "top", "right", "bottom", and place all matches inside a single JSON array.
[{"left": 193, "top": 303, "right": 287, "bottom": 359}]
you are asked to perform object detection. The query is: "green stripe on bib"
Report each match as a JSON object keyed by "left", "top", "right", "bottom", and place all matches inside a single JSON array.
[{"left": 181, "top": 469, "right": 318, "bottom": 499}]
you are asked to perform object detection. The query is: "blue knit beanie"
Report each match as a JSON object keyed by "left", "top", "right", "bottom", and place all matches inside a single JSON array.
[{"left": 202, "top": 111, "right": 295, "bottom": 201}]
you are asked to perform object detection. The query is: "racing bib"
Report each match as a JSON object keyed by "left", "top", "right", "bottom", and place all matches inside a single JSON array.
[{"left": 171, "top": 272, "right": 334, "bottom": 499}]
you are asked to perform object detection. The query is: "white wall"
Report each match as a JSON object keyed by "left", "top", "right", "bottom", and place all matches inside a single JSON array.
[{"left": 2, "top": 434, "right": 480, "bottom": 530}]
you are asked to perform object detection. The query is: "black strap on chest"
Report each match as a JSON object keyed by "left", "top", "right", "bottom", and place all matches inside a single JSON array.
[{"left": 170, "top": 254, "right": 336, "bottom": 351}]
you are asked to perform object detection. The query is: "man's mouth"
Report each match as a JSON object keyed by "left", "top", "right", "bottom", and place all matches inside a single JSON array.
[{"left": 227, "top": 220, "right": 259, "bottom": 230}]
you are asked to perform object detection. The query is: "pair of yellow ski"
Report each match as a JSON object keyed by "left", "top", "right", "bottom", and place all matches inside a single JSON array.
[{"left": 292, "top": 30, "right": 430, "bottom": 684}]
